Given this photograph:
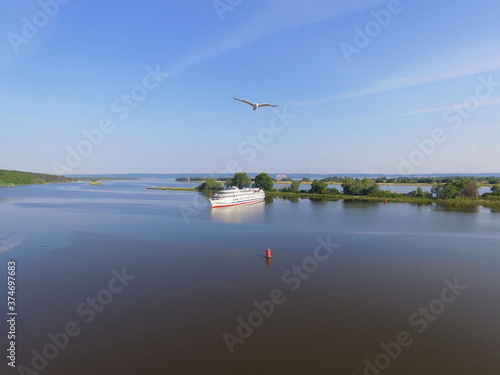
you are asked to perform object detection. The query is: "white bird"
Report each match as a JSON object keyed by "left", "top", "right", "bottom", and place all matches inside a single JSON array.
[{"left": 233, "top": 97, "right": 279, "bottom": 111}]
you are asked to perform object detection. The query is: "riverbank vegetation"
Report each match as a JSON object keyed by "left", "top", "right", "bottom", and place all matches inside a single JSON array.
[
  {"left": 147, "top": 187, "right": 196, "bottom": 191},
  {"left": 0, "top": 169, "right": 72, "bottom": 186},
  {"left": 176, "top": 174, "right": 500, "bottom": 186},
  {"left": 196, "top": 173, "right": 275, "bottom": 192},
  {"left": 273, "top": 177, "right": 500, "bottom": 207},
  {"left": 196, "top": 178, "right": 223, "bottom": 192},
  {"left": 0, "top": 169, "right": 140, "bottom": 186},
  {"left": 181, "top": 173, "right": 500, "bottom": 207}
]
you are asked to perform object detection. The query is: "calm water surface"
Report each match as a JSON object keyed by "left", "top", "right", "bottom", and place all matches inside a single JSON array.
[{"left": 0, "top": 180, "right": 499, "bottom": 374}]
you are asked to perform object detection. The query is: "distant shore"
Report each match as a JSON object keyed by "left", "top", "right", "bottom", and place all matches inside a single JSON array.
[
  {"left": 178, "top": 180, "right": 495, "bottom": 187},
  {"left": 272, "top": 181, "right": 496, "bottom": 187},
  {"left": 147, "top": 187, "right": 196, "bottom": 191}
]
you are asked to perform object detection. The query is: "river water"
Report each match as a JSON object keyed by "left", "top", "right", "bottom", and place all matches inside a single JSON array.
[{"left": 0, "top": 180, "right": 499, "bottom": 374}]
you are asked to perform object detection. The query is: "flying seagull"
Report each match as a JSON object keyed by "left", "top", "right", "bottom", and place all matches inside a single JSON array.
[{"left": 233, "top": 97, "right": 279, "bottom": 111}]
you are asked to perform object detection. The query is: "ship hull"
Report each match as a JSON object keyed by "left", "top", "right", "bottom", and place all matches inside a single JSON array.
[{"left": 210, "top": 197, "right": 265, "bottom": 208}]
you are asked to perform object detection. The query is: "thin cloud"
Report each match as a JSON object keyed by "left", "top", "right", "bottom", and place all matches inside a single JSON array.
[
  {"left": 454, "top": 123, "right": 500, "bottom": 132},
  {"left": 292, "top": 41, "right": 500, "bottom": 106},
  {"left": 168, "top": 0, "right": 387, "bottom": 76},
  {"left": 381, "top": 96, "right": 500, "bottom": 119},
  {"left": 312, "top": 96, "right": 500, "bottom": 123}
]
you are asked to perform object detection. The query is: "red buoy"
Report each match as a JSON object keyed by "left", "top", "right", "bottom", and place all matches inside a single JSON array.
[{"left": 265, "top": 249, "right": 272, "bottom": 258}]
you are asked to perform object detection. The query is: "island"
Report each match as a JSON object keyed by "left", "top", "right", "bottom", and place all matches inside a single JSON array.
[{"left": 149, "top": 173, "right": 500, "bottom": 208}]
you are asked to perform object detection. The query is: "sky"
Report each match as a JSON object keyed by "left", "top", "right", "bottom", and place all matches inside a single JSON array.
[{"left": 1, "top": 0, "right": 499, "bottom": 175}]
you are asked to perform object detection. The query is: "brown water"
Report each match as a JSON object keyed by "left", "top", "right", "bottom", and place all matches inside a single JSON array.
[{"left": 1, "top": 181, "right": 499, "bottom": 374}]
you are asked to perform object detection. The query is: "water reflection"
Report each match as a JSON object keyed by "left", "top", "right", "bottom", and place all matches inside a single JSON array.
[
  {"left": 341, "top": 200, "right": 381, "bottom": 209},
  {"left": 479, "top": 202, "right": 500, "bottom": 213},
  {"left": 407, "top": 201, "right": 434, "bottom": 208},
  {"left": 276, "top": 196, "right": 300, "bottom": 203},
  {"left": 308, "top": 197, "right": 335, "bottom": 203},
  {"left": 210, "top": 202, "right": 265, "bottom": 223},
  {"left": 274, "top": 196, "right": 340, "bottom": 203},
  {"left": 434, "top": 204, "right": 480, "bottom": 213}
]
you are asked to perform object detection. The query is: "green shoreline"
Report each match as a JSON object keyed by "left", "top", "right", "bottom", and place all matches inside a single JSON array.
[
  {"left": 266, "top": 191, "right": 500, "bottom": 206},
  {"left": 147, "top": 187, "right": 196, "bottom": 191},
  {"left": 0, "top": 168, "right": 144, "bottom": 187},
  {"left": 146, "top": 187, "right": 500, "bottom": 207},
  {"left": 0, "top": 181, "right": 73, "bottom": 187}
]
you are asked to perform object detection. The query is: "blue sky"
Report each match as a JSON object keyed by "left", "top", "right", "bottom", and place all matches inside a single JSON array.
[{"left": 1, "top": 0, "right": 499, "bottom": 175}]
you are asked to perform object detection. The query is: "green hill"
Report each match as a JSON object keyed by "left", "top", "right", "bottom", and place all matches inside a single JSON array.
[{"left": 0, "top": 169, "right": 73, "bottom": 186}]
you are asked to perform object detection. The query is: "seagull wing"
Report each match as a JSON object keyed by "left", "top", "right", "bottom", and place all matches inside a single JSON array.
[
  {"left": 233, "top": 97, "right": 256, "bottom": 107},
  {"left": 257, "top": 103, "right": 279, "bottom": 108}
]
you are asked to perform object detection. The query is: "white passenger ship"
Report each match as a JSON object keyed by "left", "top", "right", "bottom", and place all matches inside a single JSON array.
[{"left": 209, "top": 186, "right": 265, "bottom": 208}]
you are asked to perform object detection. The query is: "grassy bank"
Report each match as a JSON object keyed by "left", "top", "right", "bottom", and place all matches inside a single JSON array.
[
  {"left": 146, "top": 187, "right": 196, "bottom": 191},
  {"left": 0, "top": 169, "right": 73, "bottom": 186},
  {"left": 265, "top": 191, "right": 432, "bottom": 203},
  {"left": 146, "top": 186, "right": 500, "bottom": 207},
  {"left": 266, "top": 191, "right": 500, "bottom": 207}
]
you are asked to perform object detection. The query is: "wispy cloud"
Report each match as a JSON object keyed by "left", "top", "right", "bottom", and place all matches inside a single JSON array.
[
  {"left": 292, "top": 41, "right": 500, "bottom": 106},
  {"left": 374, "top": 96, "right": 500, "bottom": 120},
  {"left": 168, "top": 0, "right": 387, "bottom": 75},
  {"left": 311, "top": 96, "right": 500, "bottom": 123}
]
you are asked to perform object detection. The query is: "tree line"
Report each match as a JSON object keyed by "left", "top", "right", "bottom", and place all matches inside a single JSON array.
[
  {"left": 196, "top": 173, "right": 275, "bottom": 192},
  {"left": 313, "top": 178, "right": 500, "bottom": 199},
  {"left": 303, "top": 175, "right": 500, "bottom": 184},
  {"left": 196, "top": 173, "right": 500, "bottom": 199},
  {"left": 182, "top": 175, "right": 500, "bottom": 185}
]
